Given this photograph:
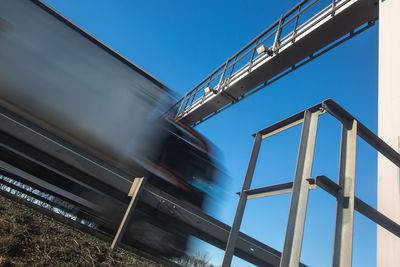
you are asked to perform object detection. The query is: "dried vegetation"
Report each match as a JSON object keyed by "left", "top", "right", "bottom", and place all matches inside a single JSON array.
[{"left": 0, "top": 192, "right": 170, "bottom": 266}]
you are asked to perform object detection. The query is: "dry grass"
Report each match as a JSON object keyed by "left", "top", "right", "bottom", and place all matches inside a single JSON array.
[{"left": 0, "top": 193, "right": 170, "bottom": 266}]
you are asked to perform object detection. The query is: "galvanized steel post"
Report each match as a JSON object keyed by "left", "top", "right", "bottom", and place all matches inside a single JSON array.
[
  {"left": 222, "top": 133, "right": 262, "bottom": 267},
  {"left": 332, "top": 119, "right": 357, "bottom": 266},
  {"left": 280, "top": 110, "right": 319, "bottom": 267}
]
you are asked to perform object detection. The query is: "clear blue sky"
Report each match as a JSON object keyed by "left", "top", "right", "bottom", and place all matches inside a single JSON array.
[{"left": 43, "top": 1, "right": 379, "bottom": 266}]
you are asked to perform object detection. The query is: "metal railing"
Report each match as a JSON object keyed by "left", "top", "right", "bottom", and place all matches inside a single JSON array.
[
  {"left": 165, "top": 0, "right": 353, "bottom": 123},
  {"left": 222, "top": 99, "right": 400, "bottom": 267}
]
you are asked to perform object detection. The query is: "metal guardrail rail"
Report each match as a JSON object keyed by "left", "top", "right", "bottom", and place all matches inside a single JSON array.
[
  {"left": 0, "top": 108, "right": 300, "bottom": 266},
  {"left": 165, "top": 0, "right": 378, "bottom": 126},
  {"left": 222, "top": 99, "right": 400, "bottom": 267}
]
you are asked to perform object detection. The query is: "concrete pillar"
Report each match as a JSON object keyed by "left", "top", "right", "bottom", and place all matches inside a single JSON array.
[{"left": 378, "top": 0, "right": 400, "bottom": 266}]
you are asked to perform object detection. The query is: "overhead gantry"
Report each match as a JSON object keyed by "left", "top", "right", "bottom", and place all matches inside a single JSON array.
[{"left": 165, "top": 0, "right": 378, "bottom": 127}]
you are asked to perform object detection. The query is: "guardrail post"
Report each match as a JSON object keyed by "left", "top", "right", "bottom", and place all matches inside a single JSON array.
[
  {"left": 111, "top": 177, "right": 146, "bottom": 251},
  {"left": 332, "top": 119, "right": 357, "bottom": 266},
  {"left": 273, "top": 15, "right": 284, "bottom": 53},
  {"left": 176, "top": 93, "right": 188, "bottom": 116},
  {"left": 217, "top": 59, "right": 230, "bottom": 91},
  {"left": 292, "top": 5, "right": 302, "bottom": 43},
  {"left": 222, "top": 133, "right": 262, "bottom": 267},
  {"left": 280, "top": 110, "right": 319, "bottom": 267},
  {"left": 331, "top": 0, "right": 337, "bottom": 16}
]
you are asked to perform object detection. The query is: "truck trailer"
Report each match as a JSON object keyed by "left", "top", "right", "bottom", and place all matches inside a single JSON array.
[{"left": 0, "top": 0, "right": 221, "bottom": 256}]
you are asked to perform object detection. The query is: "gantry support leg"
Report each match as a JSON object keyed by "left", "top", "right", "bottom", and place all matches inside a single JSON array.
[
  {"left": 333, "top": 119, "right": 357, "bottom": 267},
  {"left": 222, "top": 133, "right": 262, "bottom": 267},
  {"left": 280, "top": 110, "right": 319, "bottom": 267}
]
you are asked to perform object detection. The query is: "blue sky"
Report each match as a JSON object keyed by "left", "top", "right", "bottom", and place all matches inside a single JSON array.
[{"left": 43, "top": 1, "right": 379, "bottom": 266}]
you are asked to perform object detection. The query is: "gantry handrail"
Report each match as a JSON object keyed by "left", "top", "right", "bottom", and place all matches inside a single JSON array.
[{"left": 164, "top": 0, "right": 353, "bottom": 122}]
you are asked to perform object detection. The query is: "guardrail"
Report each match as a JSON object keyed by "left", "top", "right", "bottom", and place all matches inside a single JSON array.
[{"left": 0, "top": 107, "right": 293, "bottom": 266}]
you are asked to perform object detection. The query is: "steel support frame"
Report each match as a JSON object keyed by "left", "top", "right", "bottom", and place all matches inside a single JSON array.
[
  {"left": 222, "top": 133, "right": 262, "bottom": 267},
  {"left": 224, "top": 99, "right": 400, "bottom": 266},
  {"left": 314, "top": 175, "right": 400, "bottom": 239},
  {"left": 244, "top": 182, "right": 294, "bottom": 199},
  {"left": 223, "top": 108, "right": 320, "bottom": 267},
  {"left": 238, "top": 99, "right": 400, "bottom": 267},
  {"left": 280, "top": 110, "right": 319, "bottom": 267},
  {"left": 333, "top": 119, "right": 357, "bottom": 266},
  {"left": 234, "top": 175, "right": 400, "bottom": 239}
]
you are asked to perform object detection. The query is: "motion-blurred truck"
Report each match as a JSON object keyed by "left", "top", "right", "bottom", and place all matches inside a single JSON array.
[{"left": 0, "top": 0, "right": 221, "bottom": 256}]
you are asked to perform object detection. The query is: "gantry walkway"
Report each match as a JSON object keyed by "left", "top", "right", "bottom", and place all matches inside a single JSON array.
[{"left": 165, "top": 0, "right": 378, "bottom": 126}]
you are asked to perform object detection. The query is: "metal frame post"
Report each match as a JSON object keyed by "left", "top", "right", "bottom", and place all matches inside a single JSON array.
[
  {"left": 332, "top": 119, "right": 357, "bottom": 266},
  {"left": 280, "top": 110, "right": 319, "bottom": 267},
  {"left": 273, "top": 15, "right": 284, "bottom": 53},
  {"left": 111, "top": 177, "right": 146, "bottom": 251},
  {"left": 222, "top": 133, "right": 262, "bottom": 267}
]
